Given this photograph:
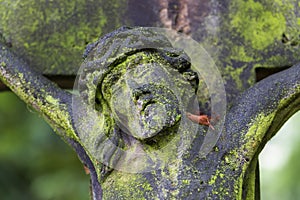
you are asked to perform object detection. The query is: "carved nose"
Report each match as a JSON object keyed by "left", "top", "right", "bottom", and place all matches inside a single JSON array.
[{"left": 132, "top": 86, "right": 154, "bottom": 111}]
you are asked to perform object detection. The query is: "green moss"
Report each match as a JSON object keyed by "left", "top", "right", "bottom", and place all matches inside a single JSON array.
[
  {"left": 224, "top": 82, "right": 300, "bottom": 200},
  {"left": 223, "top": 65, "right": 247, "bottom": 92},
  {"left": 230, "top": 0, "right": 286, "bottom": 50},
  {"left": 208, "top": 146, "right": 249, "bottom": 199},
  {"left": 244, "top": 157, "right": 258, "bottom": 200},
  {"left": 45, "top": 95, "right": 59, "bottom": 106},
  {"left": 230, "top": 46, "right": 257, "bottom": 62},
  {"left": 182, "top": 179, "right": 191, "bottom": 185},
  {"left": 102, "top": 172, "right": 155, "bottom": 200},
  {"left": 0, "top": 0, "right": 128, "bottom": 75},
  {"left": 17, "top": 72, "right": 24, "bottom": 80},
  {"left": 225, "top": 112, "right": 275, "bottom": 199},
  {"left": 0, "top": 60, "right": 78, "bottom": 141},
  {"left": 224, "top": 155, "right": 230, "bottom": 164},
  {"left": 209, "top": 170, "right": 232, "bottom": 197},
  {"left": 208, "top": 172, "right": 217, "bottom": 185},
  {"left": 213, "top": 146, "right": 219, "bottom": 152},
  {"left": 244, "top": 113, "right": 275, "bottom": 145}
]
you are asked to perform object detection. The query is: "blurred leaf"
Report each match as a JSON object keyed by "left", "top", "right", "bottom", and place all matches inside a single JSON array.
[
  {"left": 0, "top": 92, "right": 89, "bottom": 200},
  {"left": 260, "top": 111, "right": 300, "bottom": 200}
]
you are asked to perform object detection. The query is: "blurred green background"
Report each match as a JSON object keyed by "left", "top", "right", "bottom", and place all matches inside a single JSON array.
[
  {"left": 0, "top": 92, "right": 89, "bottom": 200},
  {"left": 260, "top": 111, "right": 300, "bottom": 199}
]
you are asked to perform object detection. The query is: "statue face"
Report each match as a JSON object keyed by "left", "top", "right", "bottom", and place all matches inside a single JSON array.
[
  {"left": 104, "top": 64, "right": 180, "bottom": 139},
  {"left": 100, "top": 52, "right": 196, "bottom": 140}
]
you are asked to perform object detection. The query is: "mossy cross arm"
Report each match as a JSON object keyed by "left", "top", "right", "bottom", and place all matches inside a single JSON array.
[
  {"left": 0, "top": 43, "right": 78, "bottom": 142},
  {"left": 206, "top": 63, "right": 300, "bottom": 199},
  {"left": 0, "top": 42, "right": 103, "bottom": 200}
]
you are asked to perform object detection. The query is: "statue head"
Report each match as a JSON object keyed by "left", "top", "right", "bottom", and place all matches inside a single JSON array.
[
  {"left": 75, "top": 27, "right": 201, "bottom": 173},
  {"left": 100, "top": 51, "right": 200, "bottom": 139}
]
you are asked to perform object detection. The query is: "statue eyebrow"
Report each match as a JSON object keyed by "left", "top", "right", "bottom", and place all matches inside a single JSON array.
[
  {"left": 101, "top": 70, "right": 122, "bottom": 94},
  {"left": 99, "top": 50, "right": 197, "bottom": 94}
]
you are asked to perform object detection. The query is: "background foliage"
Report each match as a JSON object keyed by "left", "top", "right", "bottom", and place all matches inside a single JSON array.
[
  {"left": 260, "top": 111, "right": 300, "bottom": 200},
  {"left": 0, "top": 92, "right": 89, "bottom": 200}
]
